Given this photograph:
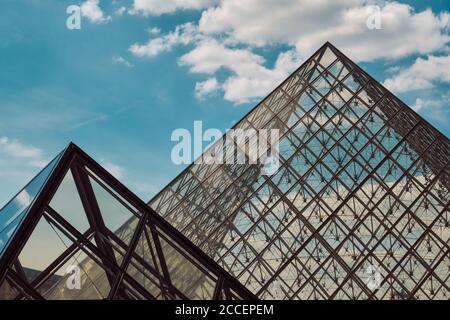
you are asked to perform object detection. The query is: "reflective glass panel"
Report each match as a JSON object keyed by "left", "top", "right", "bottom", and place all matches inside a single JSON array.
[{"left": 0, "top": 152, "right": 62, "bottom": 256}]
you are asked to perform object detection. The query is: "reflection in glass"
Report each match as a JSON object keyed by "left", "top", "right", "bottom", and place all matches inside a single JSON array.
[
  {"left": 159, "top": 233, "right": 216, "bottom": 300},
  {"left": 0, "top": 152, "right": 62, "bottom": 256},
  {"left": 18, "top": 214, "right": 72, "bottom": 282},
  {"left": 38, "top": 248, "right": 112, "bottom": 300},
  {"left": 50, "top": 169, "right": 90, "bottom": 232},
  {"left": 89, "top": 176, "right": 139, "bottom": 245}
]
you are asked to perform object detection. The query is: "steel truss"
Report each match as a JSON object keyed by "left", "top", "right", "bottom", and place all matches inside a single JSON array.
[{"left": 149, "top": 42, "right": 450, "bottom": 300}]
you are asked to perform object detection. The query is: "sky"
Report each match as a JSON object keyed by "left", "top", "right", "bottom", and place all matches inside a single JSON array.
[{"left": 0, "top": 0, "right": 449, "bottom": 207}]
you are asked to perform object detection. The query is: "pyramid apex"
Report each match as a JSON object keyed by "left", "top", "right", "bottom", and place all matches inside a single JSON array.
[
  {"left": 321, "top": 41, "right": 341, "bottom": 54},
  {"left": 66, "top": 141, "right": 80, "bottom": 151}
]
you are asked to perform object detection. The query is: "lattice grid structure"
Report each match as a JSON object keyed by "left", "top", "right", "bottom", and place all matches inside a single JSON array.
[{"left": 150, "top": 42, "right": 450, "bottom": 300}]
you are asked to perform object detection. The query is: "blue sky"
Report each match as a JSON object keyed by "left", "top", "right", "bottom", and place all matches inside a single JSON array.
[{"left": 0, "top": 0, "right": 449, "bottom": 206}]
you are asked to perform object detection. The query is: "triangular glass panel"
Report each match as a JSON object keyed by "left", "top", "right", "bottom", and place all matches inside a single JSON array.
[
  {"left": 0, "top": 151, "right": 63, "bottom": 256},
  {"left": 49, "top": 169, "right": 90, "bottom": 233}
]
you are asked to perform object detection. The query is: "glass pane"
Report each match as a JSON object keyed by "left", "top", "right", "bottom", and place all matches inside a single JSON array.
[
  {"left": 102, "top": 234, "right": 126, "bottom": 265},
  {"left": 0, "top": 279, "right": 20, "bottom": 300},
  {"left": 85, "top": 167, "right": 139, "bottom": 213},
  {"left": 0, "top": 152, "right": 62, "bottom": 256},
  {"left": 38, "top": 248, "right": 112, "bottom": 300},
  {"left": 127, "top": 258, "right": 164, "bottom": 299},
  {"left": 133, "top": 228, "right": 160, "bottom": 272},
  {"left": 89, "top": 176, "right": 139, "bottom": 244},
  {"left": 127, "top": 228, "right": 165, "bottom": 299},
  {"left": 159, "top": 233, "right": 216, "bottom": 300},
  {"left": 318, "top": 47, "right": 338, "bottom": 68},
  {"left": 49, "top": 169, "right": 90, "bottom": 233},
  {"left": 119, "top": 280, "right": 147, "bottom": 300},
  {"left": 18, "top": 214, "right": 73, "bottom": 282}
]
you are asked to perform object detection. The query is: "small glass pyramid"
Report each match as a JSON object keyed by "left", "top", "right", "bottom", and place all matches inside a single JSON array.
[{"left": 0, "top": 144, "right": 254, "bottom": 300}]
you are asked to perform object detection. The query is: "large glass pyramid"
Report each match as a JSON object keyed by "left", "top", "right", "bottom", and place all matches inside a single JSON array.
[
  {"left": 0, "top": 144, "right": 255, "bottom": 300},
  {"left": 149, "top": 42, "right": 450, "bottom": 299}
]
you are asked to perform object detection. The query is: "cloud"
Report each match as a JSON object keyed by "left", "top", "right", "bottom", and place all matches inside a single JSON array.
[
  {"left": 81, "top": 0, "right": 111, "bottom": 23},
  {"left": 179, "top": 40, "right": 302, "bottom": 103},
  {"left": 129, "top": 23, "right": 201, "bottom": 57},
  {"left": 223, "top": 50, "right": 302, "bottom": 103},
  {"left": 102, "top": 161, "right": 125, "bottom": 179},
  {"left": 384, "top": 54, "right": 450, "bottom": 93},
  {"left": 69, "top": 113, "right": 109, "bottom": 130},
  {"left": 179, "top": 40, "right": 264, "bottom": 74},
  {"left": 199, "top": 0, "right": 450, "bottom": 61},
  {"left": 195, "top": 77, "right": 220, "bottom": 99},
  {"left": 130, "top": 182, "right": 159, "bottom": 195},
  {"left": 0, "top": 137, "right": 47, "bottom": 168},
  {"left": 133, "top": 30, "right": 303, "bottom": 103},
  {"left": 0, "top": 137, "right": 49, "bottom": 206},
  {"left": 130, "top": 0, "right": 450, "bottom": 103},
  {"left": 130, "top": 0, "right": 218, "bottom": 16},
  {"left": 112, "top": 56, "right": 134, "bottom": 67},
  {"left": 0, "top": 135, "right": 63, "bottom": 206},
  {"left": 411, "top": 93, "right": 450, "bottom": 126},
  {"left": 15, "top": 190, "right": 31, "bottom": 209},
  {"left": 115, "top": 6, "right": 127, "bottom": 16},
  {"left": 97, "top": 160, "right": 159, "bottom": 198},
  {"left": 148, "top": 27, "right": 161, "bottom": 35}
]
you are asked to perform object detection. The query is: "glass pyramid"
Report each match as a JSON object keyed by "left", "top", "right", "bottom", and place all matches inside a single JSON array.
[
  {"left": 0, "top": 144, "right": 255, "bottom": 300},
  {"left": 149, "top": 42, "right": 450, "bottom": 299}
]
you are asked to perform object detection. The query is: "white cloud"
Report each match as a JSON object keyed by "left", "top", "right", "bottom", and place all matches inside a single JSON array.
[
  {"left": 385, "top": 65, "right": 401, "bottom": 74},
  {"left": 15, "top": 190, "right": 31, "bottom": 209},
  {"left": 81, "top": 0, "right": 111, "bottom": 23},
  {"left": 130, "top": 0, "right": 218, "bottom": 16},
  {"left": 131, "top": 25, "right": 302, "bottom": 103},
  {"left": 97, "top": 160, "right": 159, "bottom": 198},
  {"left": 199, "top": 0, "right": 450, "bottom": 62},
  {"left": 131, "top": 182, "right": 159, "bottom": 195},
  {"left": 179, "top": 40, "right": 302, "bottom": 103},
  {"left": 179, "top": 40, "right": 264, "bottom": 74},
  {"left": 384, "top": 54, "right": 450, "bottom": 93},
  {"left": 0, "top": 137, "right": 47, "bottom": 168},
  {"left": 195, "top": 77, "right": 220, "bottom": 99},
  {"left": 411, "top": 93, "right": 450, "bottom": 125},
  {"left": 102, "top": 161, "right": 125, "bottom": 179},
  {"left": 130, "top": 0, "right": 450, "bottom": 103},
  {"left": 223, "top": 50, "right": 302, "bottom": 103},
  {"left": 129, "top": 23, "right": 200, "bottom": 57},
  {"left": 70, "top": 113, "right": 109, "bottom": 130},
  {"left": 112, "top": 56, "right": 134, "bottom": 67},
  {"left": 115, "top": 6, "right": 127, "bottom": 16},
  {"left": 148, "top": 27, "right": 161, "bottom": 35},
  {"left": 0, "top": 138, "right": 52, "bottom": 207}
]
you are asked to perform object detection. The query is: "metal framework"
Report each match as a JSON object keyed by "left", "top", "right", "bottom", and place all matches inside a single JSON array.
[
  {"left": 0, "top": 143, "right": 256, "bottom": 300},
  {"left": 149, "top": 42, "right": 450, "bottom": 299}
]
